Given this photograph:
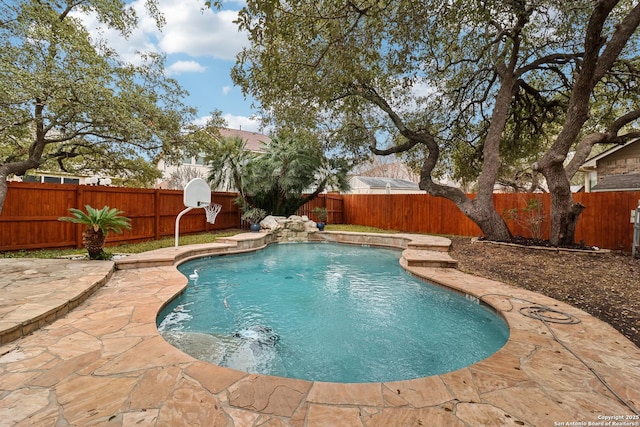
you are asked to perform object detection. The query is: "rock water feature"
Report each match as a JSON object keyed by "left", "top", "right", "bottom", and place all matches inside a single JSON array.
[{"left": 259, "top": 215, "right": 320, "bottom": 242}]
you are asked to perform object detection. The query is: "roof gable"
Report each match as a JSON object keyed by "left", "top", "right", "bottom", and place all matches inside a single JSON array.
[
  {"left": 219, "top": 128, "right": 270, "bottom": 152},
  {"left": 582, "top": 138, "right": 640, "bottom": 168}
]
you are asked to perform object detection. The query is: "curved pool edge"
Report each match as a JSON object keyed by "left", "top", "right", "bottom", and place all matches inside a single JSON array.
[
  {"left": 159, "top": 238, "right": 507, "bottom": 383},
  {"left": 1, "top": 232, "right": 637, "bottom": 425},
  {"left": 121, "top": 231, "right": 640, "bottom": 423}
]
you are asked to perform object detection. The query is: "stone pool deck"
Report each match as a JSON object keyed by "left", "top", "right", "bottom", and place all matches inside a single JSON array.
[{"left": 0, "top": 231, "right": 638, "bottom": 426}]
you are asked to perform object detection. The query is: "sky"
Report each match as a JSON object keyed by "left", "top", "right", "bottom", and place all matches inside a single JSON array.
[{"left": 76, "top": 0, "right": 262, "bottom": 132}]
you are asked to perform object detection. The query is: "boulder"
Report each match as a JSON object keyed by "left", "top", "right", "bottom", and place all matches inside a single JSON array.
[
  {"left": 259, "top": 214, "right": 319, "bottom": 241},
  {"left": 260, "top": 215, "right": 283, "bottom": 231},
  {"left": 287, "top": 219, "right": 306, "bottom": 232}
]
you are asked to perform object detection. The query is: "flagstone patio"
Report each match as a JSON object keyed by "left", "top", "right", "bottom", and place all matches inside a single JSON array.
[{"left": 0, "top": 232, "right": 638, "bottom": 426}]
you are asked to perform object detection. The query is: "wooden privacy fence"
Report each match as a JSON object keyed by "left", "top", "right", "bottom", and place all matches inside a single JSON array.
[
  {"left": 0, "top": 182, "right": 241, "bottom": 251},
  {"left": 1, "top": 182, "right": 638, "bottom": 252},
  {"left": 342, "top": 191, "right": 640, "bottom": 252},
  {"left": 296, "top": 192, "right": 344, "bottom": 225},
  {"left": 0, "top": 183, "right": 344, "bottom": 251}
]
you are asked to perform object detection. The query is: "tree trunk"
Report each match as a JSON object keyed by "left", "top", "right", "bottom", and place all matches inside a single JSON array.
[
  {"left": 0, "top": 162, "right": 40, "bottom": 215},
  {"left": 467, "top": 200, "right": 513, "bottom": 241},
  {"left": 0, "top": 175, "right": 8, "bottom": 215},
  {"left": 363, "top": 54, "right": 518, "bottom": 243},
  {"left": 532, "top": 3, "right": 640, "bottom": 246},
  {"left": 419, "top": 177, "right": 513, "bottom": 242},
  {"left": 549, "top": 196, "right": 585, "bottom": 247},
  {"left": 542, "top": 161, "right": 585, "bottom": 246},
  {"left": 83, "top": 228, "right": 106, "bottom": 260},
  {"left": 0, "top": 125, "right": 46, "bottom": 214}
]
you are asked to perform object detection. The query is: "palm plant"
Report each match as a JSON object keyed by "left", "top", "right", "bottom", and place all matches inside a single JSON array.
[
  {"left": 206, "top": 136, "right": 258, "bottom": 196},
  {"left": 204, "top": 132, "right": 350, "bottom": 217},
  {"left": 241, "top": 207, "right": 267, "bottom": 224},
  {"left": 242, "top": 136, "right": 350, "bottom": 216},
  {"left": 59, "top": 205, "right": 131, "bottom": 260}
]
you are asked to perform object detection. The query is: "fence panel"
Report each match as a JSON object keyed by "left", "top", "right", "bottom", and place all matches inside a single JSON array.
[
  {"left": 342, "top": 194, "right": 482, "bottom": 236},
  {"left": 2, "top": 182, "right": 638, "bottom": 252},
  {"left": 0, "top": 182, "right": 242, "bottom": 251},
  {"left": 0, "top": 183, "right": 78, "bottom": 250},
  {"left": 493, "top": 193, "right": 551, "bottom": 239},
  {"left": 296, "top": 194, "right": 324, "bottom": 221},
  {"left": 343, "top": 191, "right": 640, "bottom": 251},
  {"left": 296, "top": 193, "right": 344, "bottom": 224},
  {"left": 78, "top": 186, "right": 158, "bottom": 245},
  {"left": 573, "top": 192, "right": 640, "bottom": 251}
]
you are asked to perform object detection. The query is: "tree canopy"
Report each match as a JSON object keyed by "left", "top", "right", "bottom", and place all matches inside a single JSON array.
[
  {"left": 231, "top": 0, "right": 640, "bottom": 245},
  {"left": 0, "top": 0, "right": 212, "bottom": 212}
]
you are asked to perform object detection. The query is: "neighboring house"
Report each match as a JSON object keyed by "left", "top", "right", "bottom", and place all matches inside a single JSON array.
[
  {"left": 349, "top": 161, "right": 424, "bottom": 194},
  {"left": 350, "top": 160, "right": 474, "bottom": 194},
  {"left": 579, "top": 139, "right": 640, "bottom": 192},
  {"left": 156, "top": 128, "right": 271, "bottom": 190},
  {"left": 355, "top": 161, "right": 420, "bottom": 182},
  {"left": 8, "top": 172, "right": 111, "bottom": 186},
  {"left": 5, "top": 130, "right": 116, "bottom": 186},
  {"left": 347, "top": 176, "right": 426, "bottom": 194}
]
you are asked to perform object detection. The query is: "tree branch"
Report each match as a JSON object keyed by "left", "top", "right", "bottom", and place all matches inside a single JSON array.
[
  {"left": 517, "top": 53, "right": 582, "bottom": 78},
  {"left": 565, "top": 109, "right": 640, "bottom": 179},
  {"left": 594, "top": 2, "right": 640, "bottom": 83}
]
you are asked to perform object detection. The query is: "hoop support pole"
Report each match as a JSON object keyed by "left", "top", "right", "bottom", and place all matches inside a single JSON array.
[{"left": 175, "top": 207, "right": 194, "bottom": 249}]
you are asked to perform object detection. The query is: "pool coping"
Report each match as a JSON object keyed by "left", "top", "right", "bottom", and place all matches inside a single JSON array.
[{"left": 1, "top": 231, "right": 639, "bottom": 425}]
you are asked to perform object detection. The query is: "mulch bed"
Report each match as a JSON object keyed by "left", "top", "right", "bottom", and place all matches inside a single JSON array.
[{"left": 449, "top": 236, "right": 640, "bottom": 348}]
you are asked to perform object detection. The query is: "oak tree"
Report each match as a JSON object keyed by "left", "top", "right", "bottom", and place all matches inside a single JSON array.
[
  {"left": 0, "top": 0, "right": 205, "bottom": 213},
  {"left": 231, "top": 0, "right": 640, "bottom": 245}
]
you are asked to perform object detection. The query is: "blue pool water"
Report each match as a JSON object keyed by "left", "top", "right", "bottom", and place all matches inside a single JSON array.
[{"left": 157, "top": 242, "right": 509, "bottom": 383}]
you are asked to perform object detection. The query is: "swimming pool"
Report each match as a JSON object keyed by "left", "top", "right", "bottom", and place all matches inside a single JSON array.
[{"left": 157, "top": 242, "right": 509, "bottom": 383}]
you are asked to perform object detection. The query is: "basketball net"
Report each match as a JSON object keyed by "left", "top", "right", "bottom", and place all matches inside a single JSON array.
[{"left": 204, "top": 203, "right": 222, "bottom": 224}]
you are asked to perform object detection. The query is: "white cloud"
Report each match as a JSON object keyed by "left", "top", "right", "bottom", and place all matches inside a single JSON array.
[
  {"left": 72, "top": 1, "right": 258, "bottom": 121},
  {"left": 157, "top": 7, "right": 247, "bottom": 60},
  {"left": 166, "top": 60, "right": 206, "bottom": 76},
  {"left": 223, "top": 113, "right": 263, "bottom": 133},
  {"left": 73, "top": 0, "right": 248, "bottom": 63},
  {"left": 192, "top": 116, "right": 212, "bottom": 127},
  {"left": 71, "top": 8, "right": 159, "bottom": 65},
  {"left": 193, "top": 113, "right": 263, "bottom": 133}
]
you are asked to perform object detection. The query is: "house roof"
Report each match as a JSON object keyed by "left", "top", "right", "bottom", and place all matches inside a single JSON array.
[
  {"left": 219, "top": 128, "right": 270, "bottom": 152},
  {"left": 581, "top": 139, "right": 640, "bottom": 169},
  {"left": 591, "top": 173, "right": 640, "bottom": 192},
  {"left": 351, "top": 176, "right": 420, "bottom": 189},
  {"left": 355, "top": 162, "right": 420, "bottom": 182}
]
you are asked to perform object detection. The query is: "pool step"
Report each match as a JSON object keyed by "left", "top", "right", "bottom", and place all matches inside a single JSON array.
[
  {"left": 401, "top": 249, "right": 458, "bottom": 268},
  {"left": 406, "top": 241, "right": 451, "bottom": 252}
]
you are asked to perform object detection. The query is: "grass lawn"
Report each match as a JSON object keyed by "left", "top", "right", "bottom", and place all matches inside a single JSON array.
[{"left": 0, "top": 225, "right": 396, "bottom": 259}]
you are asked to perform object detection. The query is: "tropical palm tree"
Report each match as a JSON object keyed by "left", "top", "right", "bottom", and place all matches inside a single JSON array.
[
  {"left": 206, "top": 136, "right": 258, "bottom": 198},
  {"left": 205, "top": 133, "right": 350, "bottom": 216},
  {"left": 59, "top": 205, "right": 131, "bottom": 260},
  {"left": 243, "top": 136, "right": 351, "bottom": 216}
]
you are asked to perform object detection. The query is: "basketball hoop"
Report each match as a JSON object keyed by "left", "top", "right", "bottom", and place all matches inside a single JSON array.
[
  {"left": 204, "top": 203, "right": 222, "bottom": 224},
  {"left": 176, "top": 178, "right": 213, "bottom": 249}
]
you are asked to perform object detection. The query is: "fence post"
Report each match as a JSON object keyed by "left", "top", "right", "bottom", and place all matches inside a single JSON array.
[
  {"left": 154, "top": 189, "right": 161, "bottom": 240},
  {"left": 75, "top": 185, "right": 83, "bottom": 248}
]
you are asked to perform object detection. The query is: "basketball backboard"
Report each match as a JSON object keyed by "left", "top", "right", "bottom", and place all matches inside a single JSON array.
[{"left": 183, "top": 178, "right": 211, "bottom": 208}]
